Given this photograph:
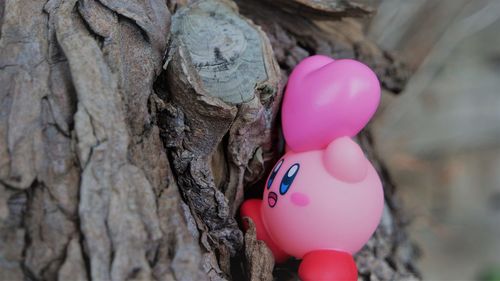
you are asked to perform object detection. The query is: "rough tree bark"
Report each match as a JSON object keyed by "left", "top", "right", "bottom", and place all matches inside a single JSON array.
[{"left": 0, "top": 0, "right": 419, "bottom": 280}]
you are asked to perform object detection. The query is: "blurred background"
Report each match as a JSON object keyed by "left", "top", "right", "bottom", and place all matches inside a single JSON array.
[{"left": 368, "top": 0, "right": 500, "bottom": 280}]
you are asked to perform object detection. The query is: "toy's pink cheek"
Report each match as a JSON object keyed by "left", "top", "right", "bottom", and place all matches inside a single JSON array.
[{"left": 290, "top": 192, "right": 310, "bottom": 207}]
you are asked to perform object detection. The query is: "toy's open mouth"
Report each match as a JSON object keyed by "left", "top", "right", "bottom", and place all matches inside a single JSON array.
[{"left": 268, "top": 191, "right": 278, "bottom": 208}]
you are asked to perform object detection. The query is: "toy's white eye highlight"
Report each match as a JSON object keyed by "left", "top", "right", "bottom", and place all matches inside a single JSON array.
[
  {"left": 274, "top": 159, "right": 283, "bottom": 172},
  {"left": 280, "top": 163, "right": 300, "bottom": 195},
  {"left": 287, "top": 165, "right": 299, "bottom": 177},
  {"left": 267, "top": 159, "right": 284, "bottom": 189}
]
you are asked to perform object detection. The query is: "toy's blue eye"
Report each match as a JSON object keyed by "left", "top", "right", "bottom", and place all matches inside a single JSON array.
[
  {"left": 280, "top": 163, "right": 300, "bottom": 195},
  {"left": 267, "top": 159, "right": 284, "bottom": 189}
]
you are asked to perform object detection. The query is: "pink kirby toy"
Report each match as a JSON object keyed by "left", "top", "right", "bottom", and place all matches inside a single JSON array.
[{"left": 240, "top": 55, "right": 384, "bottom": 281}]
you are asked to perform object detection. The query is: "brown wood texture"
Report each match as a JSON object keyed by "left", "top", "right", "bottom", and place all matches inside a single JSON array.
[{"left": 0, "top": 0, "right": 418, "bottom": 280}]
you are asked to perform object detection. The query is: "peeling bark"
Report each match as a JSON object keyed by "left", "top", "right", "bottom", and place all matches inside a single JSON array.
[{"left": 0, "top": 0, "right": 419, "bottom": 280}]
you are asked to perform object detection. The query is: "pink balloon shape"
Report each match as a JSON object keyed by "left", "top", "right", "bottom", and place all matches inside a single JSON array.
[{"left": 282, "top": 55, "right": 381, "bottom": 152}]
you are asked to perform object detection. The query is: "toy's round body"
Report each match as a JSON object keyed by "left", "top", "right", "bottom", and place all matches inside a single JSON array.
[
  {"left": 240, "top": 55, "right": 384, "bottom": 280},
  {"left": 261, "top": 141, "right": 384, "bottom": 258}
]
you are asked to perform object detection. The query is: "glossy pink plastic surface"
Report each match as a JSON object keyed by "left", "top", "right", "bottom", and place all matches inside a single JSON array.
[
  {"left": 262, "top": 137, "right": 384, "bottom": 258},
  {"left": 282, "top": 55, "right": 381, "bottom": 152},
  {"left": 240, "top": 55, "right": 384, "bottom": 275}
]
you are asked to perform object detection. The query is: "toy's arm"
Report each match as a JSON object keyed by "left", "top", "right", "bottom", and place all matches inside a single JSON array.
[
  {"left": 298, "top": 250, "right": 358, "bottom": 281},
  {"left": 240, "top": 199, "right": 290, "bottom": 263}
]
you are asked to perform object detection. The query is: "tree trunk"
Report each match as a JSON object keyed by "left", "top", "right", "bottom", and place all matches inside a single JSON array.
[{"left": 0, "top": 0, "right": 419, "bottom": 280}]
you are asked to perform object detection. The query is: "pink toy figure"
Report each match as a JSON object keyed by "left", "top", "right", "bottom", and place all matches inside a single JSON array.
[{"left": 240, "top": 55, "right": 384, "bottom": 281}]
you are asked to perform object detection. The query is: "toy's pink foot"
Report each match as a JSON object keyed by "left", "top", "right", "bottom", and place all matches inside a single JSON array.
[
  {"left": 240, "top": 199, "right": 290, "bottom": 263},
  {"left": 298, "top": 250, "right": 357, "bottom": 281}
]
